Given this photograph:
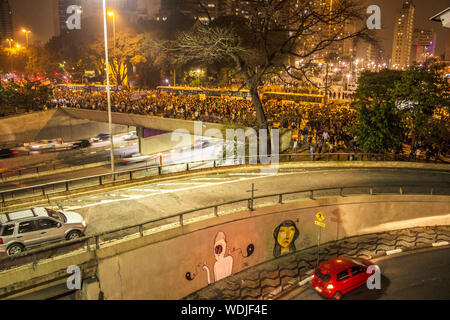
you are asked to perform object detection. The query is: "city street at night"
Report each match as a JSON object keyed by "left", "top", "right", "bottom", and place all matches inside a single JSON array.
[{"left": 0, "top": 0, "right": 448, "bottom": 308}]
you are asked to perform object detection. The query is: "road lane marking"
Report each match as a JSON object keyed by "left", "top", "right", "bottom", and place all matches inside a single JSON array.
[
  {"left": 60, "top": 173, "right": 297, "bottom": 211},
  {"left": 432, "top": 242, "right": 449, "bottom": 247},
  {"left": 190, "top": 178, "right": 230, "bottom": 181},
  {"left": 157, "top": 182, "right": 218, "bottom": 186},
  {"left": 298, "top": 276, "right": 313, "bottom": 286},
  {"left": 386, "top": 249, "right": 402, "bottom": 255}
]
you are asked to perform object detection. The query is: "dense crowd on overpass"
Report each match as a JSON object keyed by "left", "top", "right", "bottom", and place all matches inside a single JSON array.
[{"left": 48, "top": 89, "right": 358, "bottom": 152}]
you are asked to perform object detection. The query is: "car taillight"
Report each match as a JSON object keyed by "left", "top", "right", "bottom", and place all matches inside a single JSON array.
[
  {"left": 121, "top": 160, "right": 129, "bottom": 163},
  {"left": 0, "top": 238, "right": 3, "bottom": 245},
  {"left": 12, "top": 151, "right": 18, "bottom": 154},
  {"left": 327, "top": 284, "right": 334, "bottom": 290}
]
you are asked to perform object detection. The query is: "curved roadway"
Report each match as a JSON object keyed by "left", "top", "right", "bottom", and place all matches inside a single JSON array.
[
  {"left": 289, "top": 247, "right": 450, "bottom": 300},
  {"left": 43, "top": 166, "right": 450, "bottom": 235}
]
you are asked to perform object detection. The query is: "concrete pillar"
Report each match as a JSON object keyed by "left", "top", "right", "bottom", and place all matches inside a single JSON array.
[
  {"left": 77, "top": 278, "right": 101, "bottom": 300},
  {"left": 137, "top": 126, "right": 144, "bottom": 154}
]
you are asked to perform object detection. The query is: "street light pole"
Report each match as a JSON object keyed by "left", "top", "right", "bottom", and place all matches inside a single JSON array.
[
  {"left": 21, "top": 29, "right": 30, "bottom": 48},
  {"left": 103, "top": 0, "right": 115, "bottom": 173},
  {"left": 107, "top": 11, "right": 116, "bottom": 57}
]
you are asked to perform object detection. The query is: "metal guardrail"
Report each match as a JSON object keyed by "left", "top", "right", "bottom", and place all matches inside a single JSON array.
[
  {"left": 0, "top": 142, "right": 134, "bottom": 180},
  {"left": 1, "top": 150, "right": 445, "bottom": 181},
  {"left": 0, "top": 183, "right": 448, "bottom": 270},
  {"left": 0, "top": 152, "right": 448, "bottom": 206}
]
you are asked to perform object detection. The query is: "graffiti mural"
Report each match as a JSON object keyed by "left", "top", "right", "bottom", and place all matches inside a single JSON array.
[
  {"left": 273, "top": 220, "right": 299, "bottom": 257},
  {"left": 186, "top": 231, "right": 254, "bottom": 284}
]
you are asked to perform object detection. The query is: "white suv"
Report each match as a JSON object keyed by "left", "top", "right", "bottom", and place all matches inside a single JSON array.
[{"left": 0, "top": 207, "right": 87, "bottom": 256}]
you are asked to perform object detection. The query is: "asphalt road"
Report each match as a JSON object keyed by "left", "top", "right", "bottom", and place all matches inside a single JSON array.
[
  {"left": 0, "top": 139, "right": 223, "bottom": 191},
  {"left": 290, "top": 247, "right": 450, "bottom": 300},
  {"left": 42, "top": 167, "right": 450, "bottom": 235}
]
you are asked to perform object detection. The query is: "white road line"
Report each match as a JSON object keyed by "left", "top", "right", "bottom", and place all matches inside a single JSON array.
[
  {"left": 386, "top": 249, "right": 402, "bottom": 255},
  {"left": 432, "top": 242, "right": 449, "bottom": 247},
  {"left": 228, "top": 173, "right": 278, "bottom": 176},
  {"left": 157, "top": 182, "right": 217, "bottom": 186},
  {"left": 62, "top": 173, "right": 297, "bottom": 211},
  {"left": 299, "top": 276, "right": 313, "bottom": 286},
  {"left": 190, "top": 178, "right": 229, "bottom": 181}
]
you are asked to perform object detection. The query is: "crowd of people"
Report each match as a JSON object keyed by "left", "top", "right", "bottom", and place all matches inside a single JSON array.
[{"left": 49, "top": 88, "right": 358, "bottom": 152}]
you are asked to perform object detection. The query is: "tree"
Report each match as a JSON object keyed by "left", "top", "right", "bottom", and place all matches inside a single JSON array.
[
  {"left": 0, "top": 80, "right": 53, "bottom": 115},
  {"left": 172, "top": 0, "right": 372, "bottom": 130},
  {"left": 89, "top": 33, "right": 161, "bottom": 86},
  {"left": 392, "top": 58, "right": 450, "bottom": 155},
  {"left": 350, "top": 69, "right": 405, "bottom": 153},
  {"left": 350, "top": 60, "right": 450, "bottom": 156}
]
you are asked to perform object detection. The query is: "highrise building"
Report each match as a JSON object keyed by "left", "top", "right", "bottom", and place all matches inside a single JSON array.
[
  {"left": 391, "top": 0, "right": 415, "bottom": 69},
  {"left": 444, "top": 31, "right": 450, "bottom": 61},
  {"left": 0, "top": 0, "right": 13, "bottom": 43},
  {"left": 365, "top": 44, "right": 386, "bottom": 70},
  {"left": 159, "top": 0, "right": 232, "bottom": 22},
  {"left": 411, "top": 28, "right": 436, "bottom": 64}
]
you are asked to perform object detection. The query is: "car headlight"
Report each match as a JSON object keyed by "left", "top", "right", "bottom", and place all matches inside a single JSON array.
[{"left": 82, "top": 221, "right": 87, "bottom": 227}]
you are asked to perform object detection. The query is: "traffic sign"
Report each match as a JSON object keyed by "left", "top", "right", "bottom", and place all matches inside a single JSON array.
[
  {"left": 314, "top": 220, "right": 326, "bottom": 228},
  {"left": 315, "top": 211, "right": 325, "bottom": 222}
]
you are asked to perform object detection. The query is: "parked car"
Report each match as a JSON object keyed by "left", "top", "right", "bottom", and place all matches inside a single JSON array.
[
  {"left": 122, "top": 131, "right": 138, "bottom": 141},
  {"left": 119, "top": 153, "right": 152, "bottom": 165},
  {"left": 90, "top": 133, "right": 110, "bottom": 143},
  {"left": 311, "top": 256, "right": 374, "bottom": 300},
  {"left": 25, "top": 140, "right": 57, "bottom": 151},
  {"left": 71, "top": 139, "right": 91, "bottom": 149},
  {"left": 0, "top": 148, "right": 18, "bottom": 159},
  {"left": 0, "top": 207, "right": 87, "bottom": 256}
]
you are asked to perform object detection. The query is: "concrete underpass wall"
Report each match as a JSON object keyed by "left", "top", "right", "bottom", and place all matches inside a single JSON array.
[
  {"left": 93, "top": 195, "right": 449, "bottom": 300},
  {"left": 0, "top": 109, "right": 130, "bottom": 145},
  {"left": 61, "top": 108, "right": 292, "bottom": 154},
  {"left": 138, "top": 130, "right": 203, "bottom": 155},
  {"left": 61, "top": 107, "right": 224, "bottom": 135}
]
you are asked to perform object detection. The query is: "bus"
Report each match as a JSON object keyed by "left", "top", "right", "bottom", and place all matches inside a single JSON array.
[
  {"left": 156, "top": 86, "right": 251, "bottom": 99},
  {"left": 55, "top": 84, "right": 86, "bottom": 91},
  {"left": 55, "top": 84, "right": 118, "bottom": 92},
  {"left": 156, "top": 86, "right": 326, "bottom": 105},
  {"left": 260, "top": 91, "right": 325, "bottom": 105}
]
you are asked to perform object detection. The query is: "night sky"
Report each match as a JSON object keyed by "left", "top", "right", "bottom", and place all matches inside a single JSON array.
[{"left": 8, "top": 0, "right": 450, "bottom": 59}]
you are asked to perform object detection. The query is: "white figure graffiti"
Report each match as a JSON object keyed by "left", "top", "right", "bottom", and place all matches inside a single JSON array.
[
  {"left": 186, "top": 231, "right": 254, "bottom": 284},
  {"left": 213, "top": 231, "right": 233, "bottom": 282}
]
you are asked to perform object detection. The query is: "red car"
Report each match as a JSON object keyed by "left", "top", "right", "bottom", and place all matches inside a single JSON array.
[{"left": 311, "top": 256, "right": 374, "bottom": 300}]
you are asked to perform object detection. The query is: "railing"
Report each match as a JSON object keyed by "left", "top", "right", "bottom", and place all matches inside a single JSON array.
[
  {"left": 0, "top": 183, "right": 448, "bottom": 271},
  {"left": 1, "top": 150, "right": 445, "bottom": 182},
  {"left": 0, "top": 141, "right": 136, "bottom": 181},
  {"left": 0, "top": 152, "right": 448, "bottom": 206}
]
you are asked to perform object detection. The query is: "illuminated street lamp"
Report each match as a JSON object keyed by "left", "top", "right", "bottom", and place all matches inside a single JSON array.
[
  {"left": 107, "top": 11, "right": 116, "bottom": 56},
  {"left": 346, "top": 74, "right": 351, "bottom": 89},
  {"left": 103, "top": 0, "right": 115, "bottom": 173},
  {"left": 5, "top": 38, "right": 13, "bottom": 48},
  {"left": 196, "top": 69, "right": 201, "bottom": 85},
  {"left": 21, "top": 28, "right": 31, "bottom": 48}
]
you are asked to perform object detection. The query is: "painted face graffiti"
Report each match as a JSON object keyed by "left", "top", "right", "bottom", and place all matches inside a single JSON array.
[
  {"left": 277, "top": 226, "right": 296, "bottom": 250},
  {"left": 273, "top": 220, "right": 300, "bottom": 258}
]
